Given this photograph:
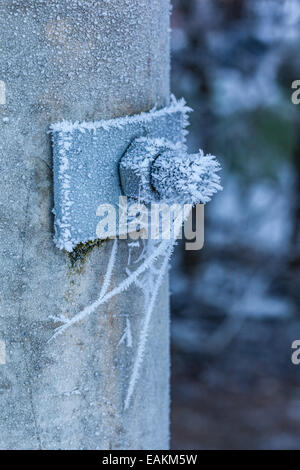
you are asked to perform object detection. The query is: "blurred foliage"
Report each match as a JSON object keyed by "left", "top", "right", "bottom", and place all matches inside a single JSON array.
[
  {"left": 170, "top": 1, "right": 300, "bottom": 450},
  {"left": 171, "top": 0, "right": 300, "bottom": 182},
  {"left": 213, "top": 109, "right": 297, "bottom": 181}
]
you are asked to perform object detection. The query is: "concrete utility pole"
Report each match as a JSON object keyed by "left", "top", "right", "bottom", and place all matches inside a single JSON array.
[{"left": 0, "top": 0, "right": 170, "bottom": 449}]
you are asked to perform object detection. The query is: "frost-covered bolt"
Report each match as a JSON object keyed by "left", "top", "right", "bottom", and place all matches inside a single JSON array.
[{"left": 119, "top": 137, "right": 222, "bottom": 205}]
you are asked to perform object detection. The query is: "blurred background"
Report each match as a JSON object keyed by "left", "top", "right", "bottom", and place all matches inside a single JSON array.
[{"left": 170, "top": 0, "right": 300, "bottom": 449}]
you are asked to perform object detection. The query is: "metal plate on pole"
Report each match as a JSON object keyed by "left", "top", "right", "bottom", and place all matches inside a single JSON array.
[{"left": 51, "top": 98, "right": 190, "bottom": 251}]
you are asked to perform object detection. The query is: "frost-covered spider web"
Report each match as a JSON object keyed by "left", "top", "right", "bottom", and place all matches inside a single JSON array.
[
  {"left": 49, "top": 205, "right": 180, "bottom": 409},
  {"left": 49, "top": 150, "right": 222, "bottom": 409}
]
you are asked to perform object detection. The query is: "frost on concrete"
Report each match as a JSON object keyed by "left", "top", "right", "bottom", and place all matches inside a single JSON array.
[
  {"left": 49, "top": 177, "right": 214, "bottom": 410},
  {"left": 0, "top": 0, "right": 172, "bottom": 450},
  {"left": 50, "top": 96, "right": 190, "bottom": 135},
  {"left": 50, "top": 227, "right": 177, "bottom": 410},
  {"left": 123, "top": 239, "right": 174, "bottom": 410},
  {"left": 49, "top": 198, "right": 185, "bottom": 410},
  {"left": 118, "top": 317, "right": 133, "bottom": 349}
]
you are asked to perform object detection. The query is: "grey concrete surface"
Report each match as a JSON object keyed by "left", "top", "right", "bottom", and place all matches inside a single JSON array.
[{"left": 0, "top": 0, "right": 170, "bottom": 449}]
